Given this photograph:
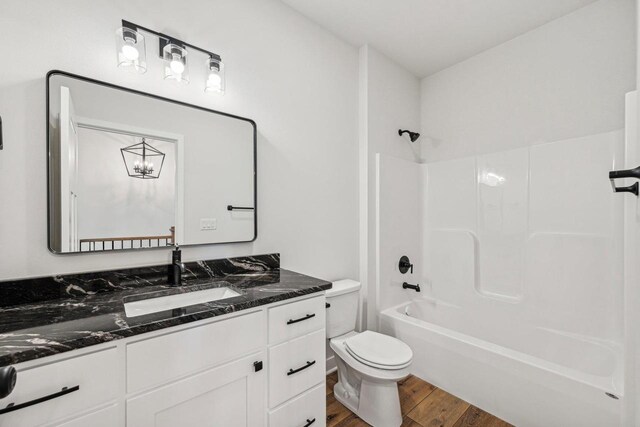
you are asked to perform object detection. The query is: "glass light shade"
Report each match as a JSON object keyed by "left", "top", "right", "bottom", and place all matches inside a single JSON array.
[
  {"left": 115, "top": 27, "right": 147, "bottom": 73},
  {"left": 205, "top": 57, "right": 225, "bottom": 94},
  {"left": 163, "top": 44, "right": 189, "bottom": 84}
]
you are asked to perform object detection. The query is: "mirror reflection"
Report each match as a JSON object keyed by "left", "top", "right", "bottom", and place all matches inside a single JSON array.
[{"left": 48, "top": 72, "right": 256, "bottom": 254}]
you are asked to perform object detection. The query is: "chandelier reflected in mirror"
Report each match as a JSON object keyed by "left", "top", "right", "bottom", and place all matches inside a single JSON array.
[{"left": 121, "top": 137, "right": 165, "bottom": 179}]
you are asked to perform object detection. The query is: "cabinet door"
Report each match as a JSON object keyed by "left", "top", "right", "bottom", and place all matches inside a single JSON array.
[{"left": 127, "top": 351, "right": 265, "bottom": 427}]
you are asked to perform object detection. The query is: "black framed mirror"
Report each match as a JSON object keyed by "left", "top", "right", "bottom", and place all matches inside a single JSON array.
[{"left": 47, "top": 71, "right": 257, "bottom": 254}]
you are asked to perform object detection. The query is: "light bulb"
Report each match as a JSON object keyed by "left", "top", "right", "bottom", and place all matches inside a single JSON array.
[
  {"left": 170, "top": 57, "right": 185, "bottom": 75},
  {"left": 121, "top": 44, "right": 139, "bottom": 61},
  {"left": 207, "top": 73, "right": 221, "bottom": 88}
]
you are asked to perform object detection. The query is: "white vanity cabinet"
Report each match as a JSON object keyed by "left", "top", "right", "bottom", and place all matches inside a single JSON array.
[
  {"left": 0, "top": 293, "right": 326, "bottom": 427},
  {"left": 268, "top": 295, "right": 327, "bottom": 427}
]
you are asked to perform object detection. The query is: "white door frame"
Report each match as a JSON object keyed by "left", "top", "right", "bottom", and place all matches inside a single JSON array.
[{"left": 59, "top": 86, "right": 80, "bottom": 252}]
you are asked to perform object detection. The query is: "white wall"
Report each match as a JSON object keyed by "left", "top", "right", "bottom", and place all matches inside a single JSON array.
[
  {"left": 359, "top": 46, "right": 420, "bottom": 330},
  {"left": 421, "top": 0, "right": 636, "bottom": 162},
  {"left": 0, "top": 0, "right": 359, "bottom": 281}
]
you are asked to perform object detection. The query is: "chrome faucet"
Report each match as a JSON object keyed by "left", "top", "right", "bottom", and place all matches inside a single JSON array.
[{"left": 168, "top": 247, "right": 186, "bottom": 286}]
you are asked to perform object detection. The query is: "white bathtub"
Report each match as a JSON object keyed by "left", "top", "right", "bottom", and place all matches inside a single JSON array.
[{"left": 380, "top": 297, "right": 623, "bottom": 427}]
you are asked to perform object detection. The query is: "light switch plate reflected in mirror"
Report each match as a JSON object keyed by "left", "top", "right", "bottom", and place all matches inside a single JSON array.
[{"left": 200, "top": 218, "right": 217, "bottom": 231}]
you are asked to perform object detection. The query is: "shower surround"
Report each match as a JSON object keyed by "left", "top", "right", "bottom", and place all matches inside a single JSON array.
[{"left": 375, "top": 124, "right": 627, "bottom": 426}]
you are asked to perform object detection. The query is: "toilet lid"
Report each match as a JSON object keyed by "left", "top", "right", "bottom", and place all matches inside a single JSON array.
[{"left": 345, "top": 331, "right": 413, "bottom": 369}]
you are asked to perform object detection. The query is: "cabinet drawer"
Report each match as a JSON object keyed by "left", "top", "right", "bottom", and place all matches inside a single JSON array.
[
  {"left": 269, "top": 296, "right": 325, "bottom": 345},
  {"left": 269, "top": 383, "right": 325, "bottom": 427},
  {"left": 269, "top": 329, "right": 325, "bottom": 408},
  {"left": 127, "top": 310, "right": 265, "bottom": 393},
  {"left": 0, "top": 348, "right": 118, "bottom": 427}
]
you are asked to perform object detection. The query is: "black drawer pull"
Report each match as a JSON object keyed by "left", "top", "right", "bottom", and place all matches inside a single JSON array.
[
  {"left": 325, "top": 302, "right": 330, "bottom": 308},
  {"left": 303, "top": 418, "right": 316, "bottom": 427},
  {"left": 287, "top": 360, "right": 316, "bottom": 376},
  {"left": 0, "top": 385, "right": 79, "bottom": 415},
  {"left": 287, "top": 313, "right": 316, "bottom": 325}
]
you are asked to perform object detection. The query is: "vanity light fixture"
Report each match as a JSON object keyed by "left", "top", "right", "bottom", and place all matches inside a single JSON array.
[
  {"left": 115, "top": 27, "right": 147, "bottom": 73},
  {"left": 205, "top": 57, "right": 225, "bottom": 94},
  {"left": 121, "top": 138, "right": 165, "bottom": 179},
  {"left": 115, "top": 20, "right": 225, "bottom": 93}
]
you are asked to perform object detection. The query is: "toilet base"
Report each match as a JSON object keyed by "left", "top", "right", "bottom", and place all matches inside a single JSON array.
[{"left": 333, "top": 358, "right": 404, "bottom": 427}]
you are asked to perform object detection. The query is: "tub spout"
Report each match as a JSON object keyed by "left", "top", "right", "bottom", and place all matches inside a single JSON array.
[{"left": 402, "top": 282, "right": 420, "bottom": 292}]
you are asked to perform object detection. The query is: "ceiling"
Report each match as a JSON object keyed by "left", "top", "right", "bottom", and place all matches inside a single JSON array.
[{"left": 281, "top": 0, "right": 599, "bottom": 77}]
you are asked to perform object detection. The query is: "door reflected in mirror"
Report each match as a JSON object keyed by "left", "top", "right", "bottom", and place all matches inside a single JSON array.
[{"left": 47, "top": 71, "right": 256, "bottom": 254}]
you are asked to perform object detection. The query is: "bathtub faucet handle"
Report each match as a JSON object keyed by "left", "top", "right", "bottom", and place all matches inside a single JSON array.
[
  {"left": 399, "top": 256, "right": 413, "bottom": 274},
  {"left": 402, "top": 282, "right": 420, "bottom": 292}
]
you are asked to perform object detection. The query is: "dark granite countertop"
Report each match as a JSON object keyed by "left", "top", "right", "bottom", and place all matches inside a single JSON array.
[{"left": 0, "top": 254, "right": 331, "bottom": 367}]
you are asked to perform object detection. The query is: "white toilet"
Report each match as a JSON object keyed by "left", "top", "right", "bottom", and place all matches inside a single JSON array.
[{"left": 326, "top": 280, "right": 413, "bottom": 427}]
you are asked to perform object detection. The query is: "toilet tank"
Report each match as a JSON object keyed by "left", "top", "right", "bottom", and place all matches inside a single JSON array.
[{"left": 326, "top": 279, "right": 361, "bottom": 339}]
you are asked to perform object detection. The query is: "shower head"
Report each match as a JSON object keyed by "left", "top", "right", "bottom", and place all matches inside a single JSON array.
[{"left": 398, "top": 129, "right": 420, "bottom": 142}]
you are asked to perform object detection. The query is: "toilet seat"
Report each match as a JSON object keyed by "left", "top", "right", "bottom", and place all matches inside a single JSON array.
[
  {"left": 330, "top": 333, "right": 411, "bottom": 382},
  {"left": 344, "top": 331, "right": 412, "bottom": 370}
]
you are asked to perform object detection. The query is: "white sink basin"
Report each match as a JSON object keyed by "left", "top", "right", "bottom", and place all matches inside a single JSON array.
[{"left": 124, "top": 287, "right": 241, "bottom": 318}]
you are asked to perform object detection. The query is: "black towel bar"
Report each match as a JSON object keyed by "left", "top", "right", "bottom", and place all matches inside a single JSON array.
[
  {"left": 227, "top": 205, "right": 255, "bottom": 211},
  {"left": 609, "top": 166, "right": 640, "bottom": 180},
  {"left": 614, "top": 182, "right": 639, "bottom": 196},
  {"left": 609, "top": 166, "right": 640, "bottom": 196}
]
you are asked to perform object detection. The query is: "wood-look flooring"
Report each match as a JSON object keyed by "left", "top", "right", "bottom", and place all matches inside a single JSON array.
[{"left": 326, "top": 372, "right": 513, "bottom": 427}]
